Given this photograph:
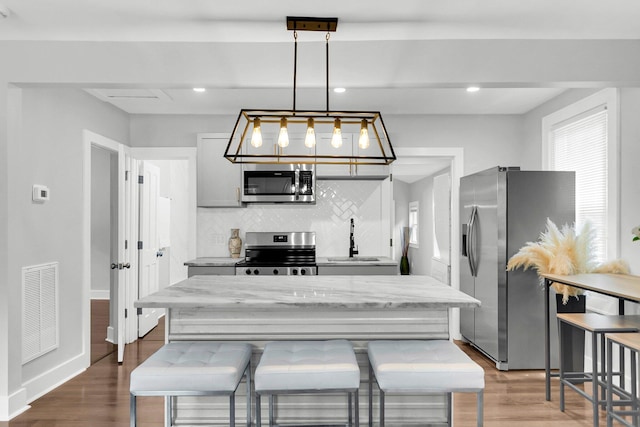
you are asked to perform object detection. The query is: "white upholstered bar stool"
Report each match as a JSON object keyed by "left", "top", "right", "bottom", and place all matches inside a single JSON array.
[
  {"left": 254, "top": 340, "right": 361, "bottom": 427},
  {"left": 129, "top": 341, "right": 252, "bottom": 427},
  {"left": 367, "top": 340, "right": 485, "bottom": 427}
]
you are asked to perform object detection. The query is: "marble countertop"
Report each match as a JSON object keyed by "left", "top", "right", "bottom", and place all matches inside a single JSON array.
[
  {"left": 184, "top": 257, "right": 243, "bottom": 266},
  {"left": 135, "top": 275, "right": 480, "bottom": 310},
  {"left": 316, "top": 256, "right": 397, "bottom": 266}
]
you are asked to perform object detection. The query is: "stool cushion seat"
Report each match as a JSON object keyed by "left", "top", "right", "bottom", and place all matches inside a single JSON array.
[
  {"left": 255, "top": 340, "right": 359, "bottom": 392},
  {"left": 130, "top": 341, "right": 252, "bottom": 393},
  {"left": 368, "top": 340, "right": 484, "bottom": 392}
]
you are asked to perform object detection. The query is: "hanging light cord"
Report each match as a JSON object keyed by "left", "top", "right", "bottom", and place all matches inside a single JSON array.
[
  {"left": 326, "top": 32, "right": 330, "bottom": 112},
  {"left": 293, "top": 31, "right": 298, "bottom": 111}
]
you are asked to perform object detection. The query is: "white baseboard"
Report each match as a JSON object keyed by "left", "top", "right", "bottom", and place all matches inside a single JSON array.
[
  {"left": 106, "top": 326, "right": 115, "bottom": 344},
  {"left": 22, "top": 352, "right": 87, "bottom": 404},
  {"left": 90, "top": 290, "right": 110, "bottom": 300},
  {"left": 0, "top": 387, "right": 29, "bottom": 421}
]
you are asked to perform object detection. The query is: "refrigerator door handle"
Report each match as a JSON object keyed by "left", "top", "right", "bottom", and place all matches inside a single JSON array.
[{"left": 468, "top": 205, "right": 478, "bottom": 277}]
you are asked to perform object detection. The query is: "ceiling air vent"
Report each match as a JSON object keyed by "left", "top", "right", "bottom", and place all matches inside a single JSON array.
[{"left": 84, "top": 88, "right": 172, "bottom": 102}]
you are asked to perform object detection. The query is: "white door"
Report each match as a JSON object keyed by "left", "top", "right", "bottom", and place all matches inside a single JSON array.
[
  {"left": 124, "top": 151, "right": 139, "bottom": 346},
  {"left": 138, "top": 161, "right": 161, "bottom": 337},
  {"left": 114, "top": 145, "right": 129, "bottom": 362},
  {"left": 84, "top": 131, "right": 130, "bottom": 363}
]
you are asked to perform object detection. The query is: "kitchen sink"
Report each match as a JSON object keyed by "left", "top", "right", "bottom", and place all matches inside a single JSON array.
[{"left": 327, "top": 256, "right": 380, "bottom": 262}]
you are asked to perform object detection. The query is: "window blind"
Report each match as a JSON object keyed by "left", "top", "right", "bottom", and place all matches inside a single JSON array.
[{"left": 549, "top": 107, "right": 608, "bottom": 261}]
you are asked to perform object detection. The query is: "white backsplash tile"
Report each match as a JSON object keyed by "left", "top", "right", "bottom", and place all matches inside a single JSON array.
[{"left": 197, "top": 180, "right": 388, "bottom": 258}]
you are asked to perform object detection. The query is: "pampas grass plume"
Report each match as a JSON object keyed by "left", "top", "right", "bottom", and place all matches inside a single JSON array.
[{"left": 506, "top": 219, "right": 628, "bottom": 304}]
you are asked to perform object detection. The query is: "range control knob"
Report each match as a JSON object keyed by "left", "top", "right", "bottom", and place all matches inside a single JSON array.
[
  {"left": 273, "top": 269, "right": 279, "bottom": 275},
  {"left": 300, "top": 269, "right": 307, "bottom": 275},
  {"left": 292, "top": 269, "right": 298, "bottom": 275},
  {"left": 245, "top": 269, "right": 252, "bottom": 275},
  {"left": 253, "top": 269, "right": 260, "bottom": 275}
]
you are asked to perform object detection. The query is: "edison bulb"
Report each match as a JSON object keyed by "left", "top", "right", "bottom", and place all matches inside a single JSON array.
[
  {"left": 250, "top": 118, "right": 263, "bottom": 148},
  {"left": 331, "top": 118, "right": 342, "bottom": 148},
  {"left": 277, "top": 117, "right": 289, "bottom": 148},
  {"left": 359, "top": 120, "right": 370, "bottom": 149},
  {"left": 305, "top": 118, "right": 316, "bottom": 148}
]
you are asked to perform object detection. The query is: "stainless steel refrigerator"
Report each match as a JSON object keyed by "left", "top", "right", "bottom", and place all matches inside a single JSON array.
[{"left": 460, "top": 166, "right": 575, "bottom": 370}]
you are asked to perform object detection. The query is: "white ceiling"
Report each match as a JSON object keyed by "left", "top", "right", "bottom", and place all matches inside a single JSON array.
[
  {"left": 2, "top": 1, "right": 640, "bottom": 42},
  {"left": 1, "top": 0, "right": 637, "bottom": 115}
]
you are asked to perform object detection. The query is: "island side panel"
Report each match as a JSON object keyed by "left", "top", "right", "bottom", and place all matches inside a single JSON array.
[{"left": 167, "top": 306, "right": 450, "bottom": 425}]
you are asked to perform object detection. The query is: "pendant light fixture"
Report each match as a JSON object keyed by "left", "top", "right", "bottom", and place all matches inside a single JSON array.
[
  {"left": 224, "top": 17, "right": 395, "bottom": 165},
  {"left": 305, "top": 118, "right": 316, "bottom": 148}
]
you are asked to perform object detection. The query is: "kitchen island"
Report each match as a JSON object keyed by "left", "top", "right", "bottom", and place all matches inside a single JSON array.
[{"left": 135, "top": 275, "right": 480, "bottom": 426}]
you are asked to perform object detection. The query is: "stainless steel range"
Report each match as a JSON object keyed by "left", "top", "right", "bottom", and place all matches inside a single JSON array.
[{"left": 235, "top": 231, "right": 317, "bottom": 276}]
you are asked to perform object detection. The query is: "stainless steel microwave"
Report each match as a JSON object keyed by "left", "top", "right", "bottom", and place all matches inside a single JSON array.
[{"left": 241, "top": 164, "right": 315, "bottom": 203}]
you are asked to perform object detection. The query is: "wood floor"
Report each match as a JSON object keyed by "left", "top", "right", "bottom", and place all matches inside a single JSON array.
[{"left": 2, "top": 303, "right": 618, "bottom": 426}]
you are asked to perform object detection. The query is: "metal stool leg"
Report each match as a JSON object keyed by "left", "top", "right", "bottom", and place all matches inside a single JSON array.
[
  {"left": 592, "top": 332, "right": 600, "bottom": 427},
  {"left": 230, "top": 394, "right": 236, "bottom": 427},
  {"left": 166, "top": 395, "right": 172, "bottom": 427},
  {"left": 379, "top": 389, "right": 385, "bottom": 427},
  {"left": 269, "top": 395, "right": 275, "bottom": 426},
  {"left": 368, "top": 363, "right": 373, "bottom": 427},
  {"left": 558, "top": 318, "right": 566, "bottom": 412},
  {"left": 256, "top": 394, "right": 261, "bottom": 427},
  {"left": 355, "top": 390, "right": 360, "bottom": 427},
  {"left": 447, "top": 392, "right": 452, "bottom": 426},
  {"left": 246, "top": 363, "right": 252, "bottom": 427},
  {"left": 348, "top": 392, "right": 353, "bottom": 427},
  {"left": 607, "top": 338, "right": 614, "bottom": 427},
  {"left": 477, "top": 390, "right": 484, "bottom": 427},
  {"left": 633, "top": 351, "right": 638, "bottom": 427},
  {"left": 130, "top": 394, "right": 136, "bottom": 427}
]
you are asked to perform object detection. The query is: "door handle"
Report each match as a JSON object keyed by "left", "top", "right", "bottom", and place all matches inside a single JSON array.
[
  {"left": 111, "top": 262, "right": 130, "bottom": 270},
  {"left": 468, "top": 206, "right": 478, "bottom": 278}
]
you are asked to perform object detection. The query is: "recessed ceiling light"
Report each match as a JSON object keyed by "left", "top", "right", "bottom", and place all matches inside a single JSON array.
[
  {"left": 333, "top": 87, "right": 346, "bottom": 93},
  {"left": 193, "top": 88, "right": 206, "bottom": 93},
  {"left": 466, "top": 86, "right": 480, "bottom": 93}
]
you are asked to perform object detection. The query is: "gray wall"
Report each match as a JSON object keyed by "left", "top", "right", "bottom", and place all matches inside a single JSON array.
[
  {"left": 8, "top": 88, "right": 129, "bottom": 401},
  {"left": 619, "top": 88, "right": 640, "bottom": 277},
  {"left": 386, "top": 114, "right": 524, "bottom": 174},
  {"left": 130, "top": 114, "right": 234, "bottom": 147}
]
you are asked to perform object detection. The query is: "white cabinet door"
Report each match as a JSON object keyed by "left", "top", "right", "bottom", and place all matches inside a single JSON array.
[
  {"left": 315, "top": 133, "right": 353, "bottom": 178},
  {"left": 315, "top": 133, "right": 390, "bottom": 180},
  {"left": 197, "top": 134, "right": 242, "bottom": 207}
]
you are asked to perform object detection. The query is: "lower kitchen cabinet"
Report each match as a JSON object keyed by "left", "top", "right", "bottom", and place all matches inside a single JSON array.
[
  {"left": 187, "top": 266, "right": 236, "bottom": 277},
  {"left": 317, "top": 265, "right": 398, "bottom": 275},
  {"left": 185, "top": 258, "right": 240, "bottom": 276}
]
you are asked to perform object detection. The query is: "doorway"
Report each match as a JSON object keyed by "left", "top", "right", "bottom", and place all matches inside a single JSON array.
[
  {"left": 90, "top": 146, "right": 117, "bottom": 363},
  {"left": 392, "top": 147, "right": 464, "bottom": 339},
  {"left": 83, "top": 130, "right": 132, "bottom": 364}
]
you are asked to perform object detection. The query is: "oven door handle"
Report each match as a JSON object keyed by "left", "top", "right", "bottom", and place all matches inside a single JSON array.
[{"left": 294, "top": 168, "right": 300, "bottom": 200}]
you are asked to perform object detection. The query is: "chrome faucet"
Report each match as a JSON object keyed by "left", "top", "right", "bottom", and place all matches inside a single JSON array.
[{"left": 349, "top": 218, "right": 359, "bottom": 258}]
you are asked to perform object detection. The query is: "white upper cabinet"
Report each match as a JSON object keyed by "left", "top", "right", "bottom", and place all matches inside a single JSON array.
[
  {"left": 197, "top": 133, "right": 242, "bottom": 207},
  {"left": 315, "top": 133, "right": 390, "bottom": 180}
]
